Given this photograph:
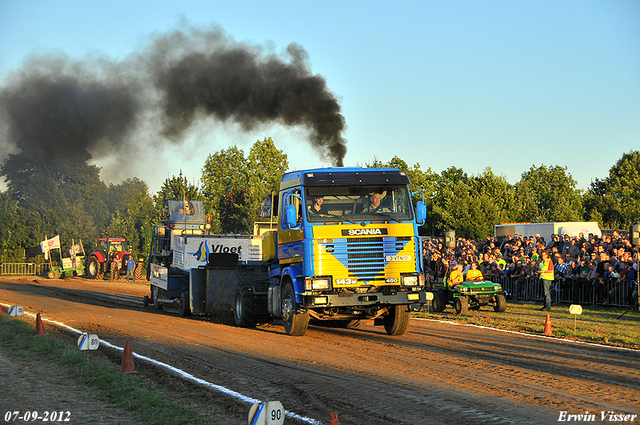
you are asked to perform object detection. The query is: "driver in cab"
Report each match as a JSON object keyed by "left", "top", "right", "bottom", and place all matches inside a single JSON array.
[
  {"left": 308, "top": 196, "right": 328, "bottom": 215},
  {"left": 361, "top": 192, "right": 392, "bottom": 214}
]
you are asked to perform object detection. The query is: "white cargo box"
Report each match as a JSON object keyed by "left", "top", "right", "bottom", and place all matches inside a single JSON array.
[{"left": 173, "top": 234, "right": 262, "bottom": 271}]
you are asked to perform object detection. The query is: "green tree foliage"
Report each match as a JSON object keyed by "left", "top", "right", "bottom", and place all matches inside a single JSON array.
[
  {"left": 218, "top": 184, "right": 252, "bottom": 234},
  {"left": 153, "top": 170, "right": 202, "bottom": 211},
  {"left": 584, "top": 151, "right": 640, "bottom": 230},
  {"left": 366, "top": 156, "right": 440, "bottom": 235},
  {"left": 0, "top": 191, "right": 43, "bottom": 261},
  {"left": 1, "top": 151, "right": 108, "bottom": 247},
  {"left": 430, "top": 166, "right": 470, "bottom": 236},
  {"left": 2, "top": 141, "right": 639, "bottom": 265},
  {"left": 246, "top": 137, "right": 289, "bottom": 218},
  {"left": 514, "top": 164, "right": 583, "bottom": 223},
  {"left": 201, "top": 138, "right": 288, "bottom": 234},
  {"left": 201, "top": 145, "right": 247, "bottom": 233},
  {"left": 429, "top": 167, "right": 516, "bottom": 239},
  {"left": 102, "top": 178, "right": 157, "bottom": 258}
]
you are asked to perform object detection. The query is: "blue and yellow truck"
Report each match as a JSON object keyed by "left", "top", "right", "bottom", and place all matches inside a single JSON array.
[{"left": 145, "top": 167, "right": 431, "bottom": 336}]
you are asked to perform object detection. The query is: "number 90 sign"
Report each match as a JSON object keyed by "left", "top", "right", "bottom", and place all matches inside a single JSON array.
[{"left": 248, "top": 401, "right": 284, "bottom": 425}]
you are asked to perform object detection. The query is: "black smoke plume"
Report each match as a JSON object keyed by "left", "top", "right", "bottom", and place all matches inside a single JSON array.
[{"left": 0, "top": 24, "right": 347, "bottom": 174}]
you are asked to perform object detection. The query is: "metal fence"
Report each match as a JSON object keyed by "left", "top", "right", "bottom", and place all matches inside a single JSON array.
[
  {"left": 490, "top": 274, "right": 637, "bottom": 308},
  {"left": 0, "top": 263, "right": 50, "bottom": 276}
]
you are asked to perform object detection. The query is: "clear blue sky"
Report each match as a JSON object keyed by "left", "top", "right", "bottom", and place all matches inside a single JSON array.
[{"left": 1, "top": 0, "right": 638, "bottom": 193}]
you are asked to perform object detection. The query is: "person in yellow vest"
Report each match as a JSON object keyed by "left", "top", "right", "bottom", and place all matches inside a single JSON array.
[
  {"left": 448, "top": 263, "right": 464, "bottom": 287},
  {"left": 536, "top": 250, "right": 554, "bottom": 311},
  {"left": 466, "top": 261, "right": 484, "bottom": 281}
]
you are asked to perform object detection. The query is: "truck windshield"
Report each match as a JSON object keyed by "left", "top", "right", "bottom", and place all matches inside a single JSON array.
[{"left": 305, "top": 185, "right": 414, "bottom": 223}]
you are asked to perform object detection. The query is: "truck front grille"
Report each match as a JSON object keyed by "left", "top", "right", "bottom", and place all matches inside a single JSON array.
[{"left": 318, "top": 236, "right": 413, "bottom": 284}]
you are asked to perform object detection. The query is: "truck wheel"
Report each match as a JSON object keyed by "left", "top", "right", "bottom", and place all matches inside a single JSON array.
[
  {"left": 86, "top": 257, "right": 100, "bottom": 279},
  {"left": 454, "top": 296, "right": 469, "bottom": 315},
  {"left": 432, "top": 290, "right": 446, "bottom": 312},
  {"left": 383, "top": 305, "right": 410, "bottom": 336},
  {"left": 178, "top": 292, "right": 190, "bottom": 317},
  {"left": 281, "top": 283, "right": 309, "bottom": 336},
  {"left": 234, "top": 287, "right": 256, "bottom": 328},
  {"left": 494, "top": 294, "right": 507, "bottom": 312}
]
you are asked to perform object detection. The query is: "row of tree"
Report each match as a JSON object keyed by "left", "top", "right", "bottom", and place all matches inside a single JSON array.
[
  {"left": 377, "top": 152, "right": 639, "bottom": 241},
  {"left": 0, "top": 137, "right": 638, "bottom": 263}
]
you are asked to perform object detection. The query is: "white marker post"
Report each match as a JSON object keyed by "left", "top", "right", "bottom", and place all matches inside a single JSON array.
[
  {"left": 248, "top": 401, "right": 284, "bottom": 425},
  {"left": 8, "top": 306, "right": 24, "bottom": 317},
  {"left": 77, "top": 333, "right": 100, "bottom": 351},
  {"left": 569, "top": 304, "right": 582, "bottom": 332}
]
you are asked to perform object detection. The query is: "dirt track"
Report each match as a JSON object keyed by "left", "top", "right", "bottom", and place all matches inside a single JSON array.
[{"left": 1, "top": 276, "right": 639, "bottom": 425}]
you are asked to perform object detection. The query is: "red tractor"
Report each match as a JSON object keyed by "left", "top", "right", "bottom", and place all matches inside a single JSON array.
[{"left": 86, "top": 238, "right": 142, "bottom": 281}]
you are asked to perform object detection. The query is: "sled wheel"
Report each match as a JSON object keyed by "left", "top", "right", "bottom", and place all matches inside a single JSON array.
[{"left": 234, "top": 287, "right": 256, "bottom": 328}]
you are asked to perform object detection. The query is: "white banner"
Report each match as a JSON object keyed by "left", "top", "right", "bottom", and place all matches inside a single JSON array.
[{"left": 40, "top": 235, "right": 60, "bottom": 260}]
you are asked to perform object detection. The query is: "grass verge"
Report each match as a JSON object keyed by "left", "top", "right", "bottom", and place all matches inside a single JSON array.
[
  {"left": 0, "top": 314, "right": 221, "bottom": 425},
  {"left": 413, "top": 300, "right": 640, "bottom": 349}
]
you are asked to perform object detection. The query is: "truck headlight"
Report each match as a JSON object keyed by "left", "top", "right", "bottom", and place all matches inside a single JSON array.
[
  {"left": 313, "top": 279, "right": 330, "bottom": 290},
  {"left": 401, "top": 274, "right": 419, "bottom": 286},
  {"left": 305, "top": 277, "right": 332, "bottom": 291},
  {"left": 494, "top": 285, "right": 502, "bottom": 291}
]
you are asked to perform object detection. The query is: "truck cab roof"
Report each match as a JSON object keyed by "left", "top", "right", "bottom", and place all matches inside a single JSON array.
[{"left": 280, "top": 167, "right": 411, "bottom": 190}]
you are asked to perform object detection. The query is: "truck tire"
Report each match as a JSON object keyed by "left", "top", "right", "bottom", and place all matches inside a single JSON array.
[
  {"left": 454, "top": 296, "right": 469, "bottom": 315},
  {"left": 281, "top": 283, "right": 309, "bottom": 336},
  {"left": 432, "top": 290, "right": 446, "bottom": 312},
  {"left": 234, "top": 287, "right": 256, "bottom": 328},
  {"left": 383, "top": 304, "right": 410, "bottom": 336},
  {"left": 494, "top": 294, "right": 507, "bottom": 312},
  {"left": 178, "top": 292, "right": 190, "bottom": 317},
  {"left": 86, "top": 257, "right": 100, "bottom": 279}
]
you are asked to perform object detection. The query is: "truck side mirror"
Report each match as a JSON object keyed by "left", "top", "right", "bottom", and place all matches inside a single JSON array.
[
  {"left": 416, "top": 201, "right": 426, "bottom": 225},
  {"left": 286, "top": 204, "right": 298, "bottom": 228}
]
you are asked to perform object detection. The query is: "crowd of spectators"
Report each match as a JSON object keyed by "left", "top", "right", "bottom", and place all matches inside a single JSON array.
[{"left": 422, "top": 231, "right": 639, "bottom": 307}]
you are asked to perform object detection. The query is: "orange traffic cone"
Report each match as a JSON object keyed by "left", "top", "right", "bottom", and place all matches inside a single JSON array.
[
  {"left": 35, "top": 313, "right": 46, "bottom": 335},
  {"left": 330, "top": 412, "right": 339, "bottom": 425},
  {"left": 544, "top": 313, "right": 552, "bottom": 335},
  {"left": 120, "top": 340, "right": 135, "bottom": 373}
]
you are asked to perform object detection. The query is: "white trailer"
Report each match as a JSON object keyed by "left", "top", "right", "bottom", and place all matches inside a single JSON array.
[{"left": 494, "top": 222, "right": 602, "bottom": 243}]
